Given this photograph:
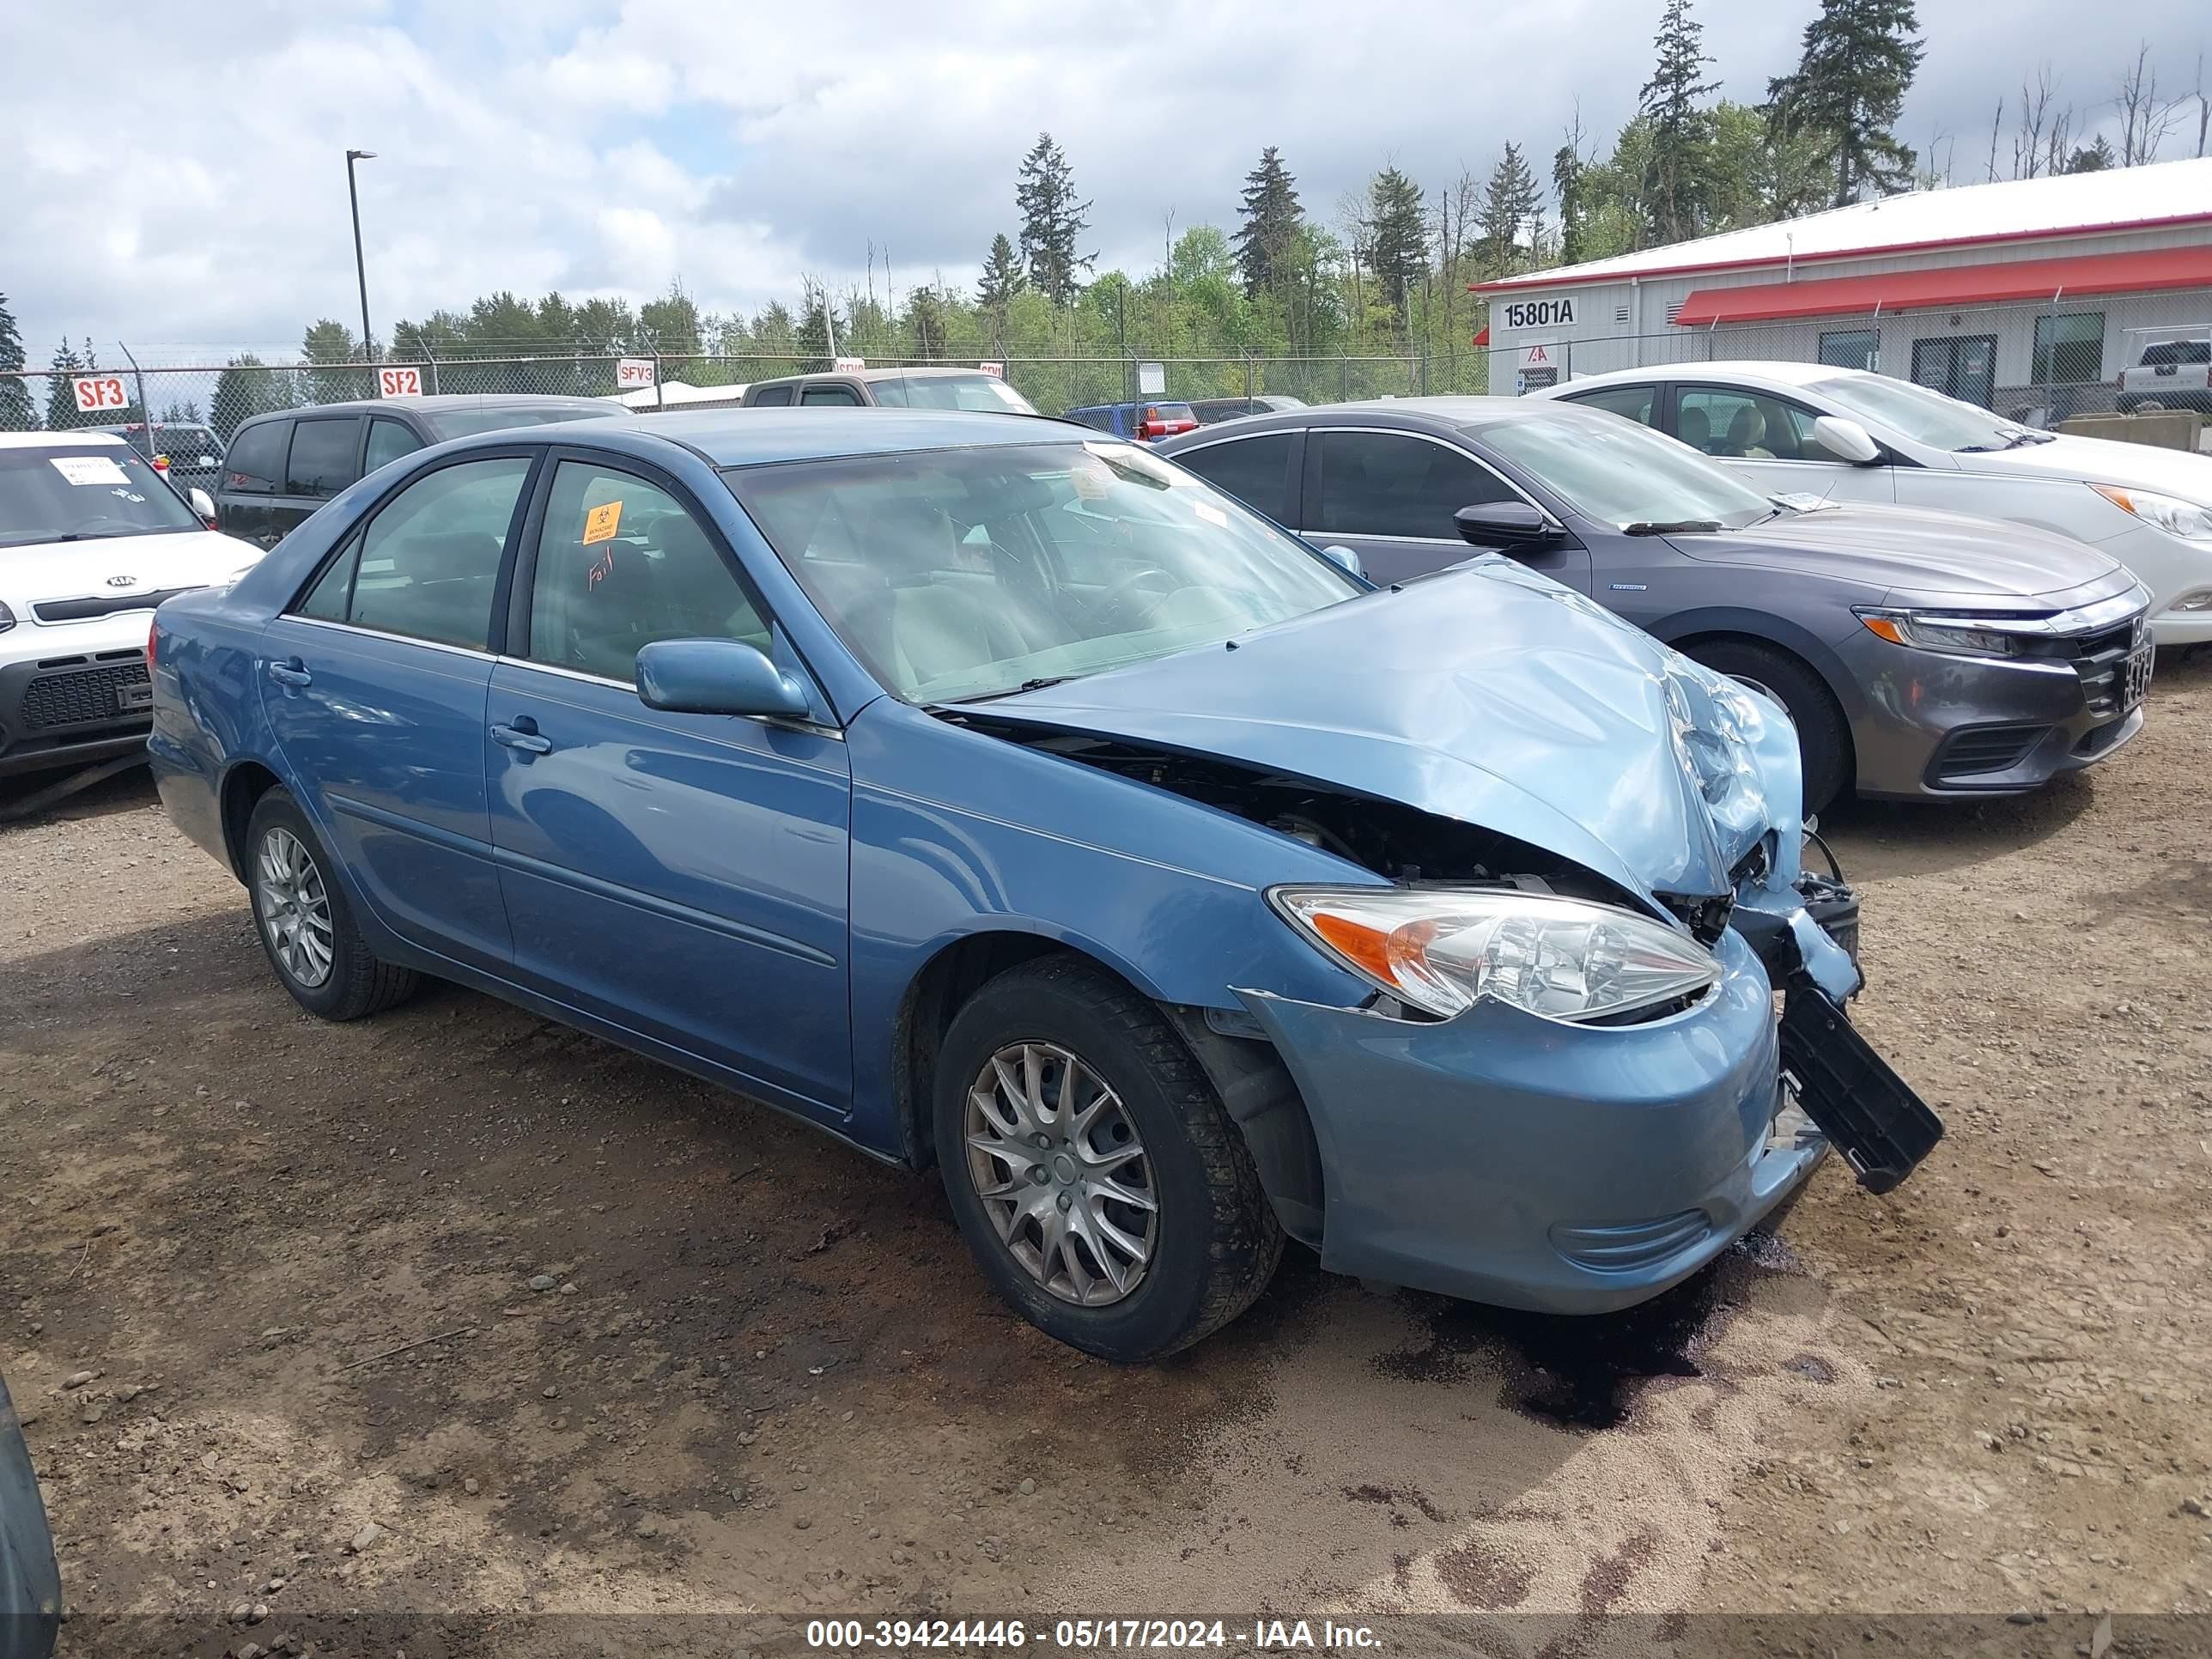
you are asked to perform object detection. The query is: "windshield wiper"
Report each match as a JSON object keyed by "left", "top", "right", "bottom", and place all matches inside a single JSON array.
[
  {"left": 1623, "top": 519, "right": 1724, "bottom": 536},
  {"left": 937, "top": 676, "right": 1072, "bottom": 706}
]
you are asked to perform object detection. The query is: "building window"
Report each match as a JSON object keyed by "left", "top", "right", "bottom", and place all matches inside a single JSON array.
[
  {"left": 1819, "top": 329, "right": 1881, "bottom": 372},
  {"left": 2033, "top": 312, "right": 2105, "bottom": 385}
]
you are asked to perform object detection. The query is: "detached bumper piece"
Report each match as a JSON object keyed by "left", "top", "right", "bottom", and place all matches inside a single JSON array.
[{"left": 1778, "top": 978, "right": 1943, "bottom": 1195}]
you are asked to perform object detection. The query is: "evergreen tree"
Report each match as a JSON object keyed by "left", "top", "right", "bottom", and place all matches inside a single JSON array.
[
  {"left": 0, "top": 292, "right": 33, "bottom": 430},
  {"left": 1014, "top": 133, "right": 1095, "bottom": 307},
  {"left": 1364, "top": 167, "right": 1427, "bottom": 320},
  {"left": 1639, "top": 0, "right": 1720, "bottom": 244},
  {"left": 1478, "top": 146, "right": 1540, "bottom": 271},
  {"left": 905, "top": 286, "right": 949, "bottom": 359},
  {"left": 1766, "top": 0, "right": 1925, "bottom": 207},
  {"left": 1553, "top": 144, "right": 1590, "bottom": 266},
  {"left": 2063, "top": 136, "right": 2117, "bottom": 173},
  {"left": 301, "top": 319, "right": 367, "bottom": 404},
  {"left": 44, "top": 341, "right": 83, "bottom": 431},
  {"left": 1232, "top": 146, "right": 1304, "bottom": 299},
  {"left": 976, "top": 234, "right": 1026, "bottom": 311}
]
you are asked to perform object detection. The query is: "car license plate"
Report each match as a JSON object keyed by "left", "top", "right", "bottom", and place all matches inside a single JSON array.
[
  {"left": 117, "top": 681, "right": 153, "bottom": 713},
  {"left": 2121, "top": 645, "right": 2154, "bottom": 713},
  {"left": 1778, "top": 979, "right": 1943, "bottom": 1194}
]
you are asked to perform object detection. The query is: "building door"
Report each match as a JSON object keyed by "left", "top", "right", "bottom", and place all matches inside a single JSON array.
[{"left": 1911, "top": 335, "right": 1996, "bottom": 409}]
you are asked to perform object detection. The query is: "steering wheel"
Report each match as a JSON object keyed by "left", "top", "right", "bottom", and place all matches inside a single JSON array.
[{"left": 1101, "top": 566, "right": 1180, "bottom": 628}]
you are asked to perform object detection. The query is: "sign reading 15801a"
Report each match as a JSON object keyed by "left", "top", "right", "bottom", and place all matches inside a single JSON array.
[{"left": 1500, "top": 297, "right": 1577, "bottom": 330}]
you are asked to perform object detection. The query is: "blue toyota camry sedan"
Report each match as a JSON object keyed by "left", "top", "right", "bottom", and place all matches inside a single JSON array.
[{"left": 147, "top": 410, "right": 1938, "bottom": 1360}]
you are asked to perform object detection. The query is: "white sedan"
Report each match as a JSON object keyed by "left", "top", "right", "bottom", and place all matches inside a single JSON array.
[
  {"left": 2, "top": 431, "right": 261, "bottom": 777},
  {"left": 1535, "top": 361, "right": 2212, "bottom": 648}
]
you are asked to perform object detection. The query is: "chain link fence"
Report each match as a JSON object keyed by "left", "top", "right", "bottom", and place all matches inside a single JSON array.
[
  {"left": 0, "top": 347, "right": 1453, "bottom": 455},
  {"left": 1481, "top": 293, "right": 2210, "bottom": 428}
]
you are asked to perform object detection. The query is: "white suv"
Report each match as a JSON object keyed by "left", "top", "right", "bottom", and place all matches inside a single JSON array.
[
  {"left": 2, "top": 432, "right": 262, "bottom": 778},
  {"left": 2118, "top": 335, "right": 2212, "bottom": 416},
  {"left": 1537, "top": 362, "right": 2212, "bottom": 647}
]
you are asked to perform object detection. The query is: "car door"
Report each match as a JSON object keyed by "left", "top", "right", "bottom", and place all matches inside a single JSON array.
[
  {"left": 215, "top": 418, "right": 290, "bottom": 548},
  {"left": 1301, "top": 426, "right": 1592, "bottom": 591},
  {"left": 258, "top": 450, "right": 539, "bottom": 970},
  {"left": 486, "top": 451, "right": 853, "bottom": 1116},
  {"left": 272, "top": 415, "right": 366, "bottom": 542},
  {"left": 1672, "top": 385, "right": 1895, "bottom": 506}
]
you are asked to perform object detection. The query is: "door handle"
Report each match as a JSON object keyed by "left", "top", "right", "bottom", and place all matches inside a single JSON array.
[
  {"left": 266, "top": 658, "right": 313, "bottom": 688},
  {"left": 491, "top": 719, "right": 552, "bottom": 756}
]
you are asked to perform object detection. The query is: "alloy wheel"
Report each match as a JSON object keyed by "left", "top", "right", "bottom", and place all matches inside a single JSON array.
[
  {"left": 255, "top": 826, "right": 335, "bottom": 988},
  {"left": 963, "top": 1041, "right": 1158, "bottom": 1306}
]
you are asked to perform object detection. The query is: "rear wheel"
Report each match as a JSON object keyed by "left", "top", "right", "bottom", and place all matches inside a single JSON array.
[
  {"left": 1686, "top": 641, "right": 1853, "bottom": 815},
  {"left": 933, "top": 957, "right": 1282, "bottom": 1361},
  {"left": 246, "top": 788, "right": 419, "bottom": 1021}
]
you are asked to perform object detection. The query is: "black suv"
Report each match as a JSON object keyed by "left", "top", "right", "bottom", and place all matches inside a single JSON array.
[
  {"left": 213, "top": 395, "right": 623, "bottom": 548},
  {"left": 94, "top": 421, "right": 228, "bottom": 491}
]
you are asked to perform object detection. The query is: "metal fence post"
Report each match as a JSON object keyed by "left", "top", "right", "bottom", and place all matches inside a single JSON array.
[
  {"left": 115, "top": 342, "right": 153, "bottom": 453},
  {"left": 426, "top": 345, "right": 441, "bottom": 396}
]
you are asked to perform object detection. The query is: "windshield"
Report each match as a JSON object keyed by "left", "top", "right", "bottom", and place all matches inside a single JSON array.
[
  {"left": 1472, "top": 409, "right": 1776, "bottom": 530},
  {"left": 725, "top": 440, "right": 1360, "bottom": 704},
  {"left": 0, "top": 444, "right": 204, "bottom": 549},
  {"left": 424, "top": 405, "right": 618, "bottom": 440},
  {"left": 868, "top": 374, "right": 1040, "bottom": 415},
  {"left": 1808, "top": 374, "right": 2016, "bottom": 451}
]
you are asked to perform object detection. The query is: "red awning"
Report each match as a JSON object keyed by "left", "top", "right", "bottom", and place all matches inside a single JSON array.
[{"left": 1673, "top": 245, "right": 2212, "bottom": 326}]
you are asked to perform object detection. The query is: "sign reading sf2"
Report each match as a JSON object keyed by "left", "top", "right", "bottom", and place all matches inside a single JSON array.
[
  {"left": 71, "top": 375, "right": 130, "bottom": 412},
  {"left": 1499, "top": 297, "right": 1577, "bottom": 331},
  {"left": 375, "top": 366, "right": 423, "bottom": 398}
]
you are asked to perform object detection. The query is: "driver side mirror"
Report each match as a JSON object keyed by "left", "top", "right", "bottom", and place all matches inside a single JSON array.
[
  {"left": 1454, "top": 501, "right": 1564, "bottom": 549},
  {"left": 189, "top": 487, "right": 218, "bottom": 528},
  {"left": 636, "top": 638, "right": 814, "bottom": 722},
  {"left": 1318, "top": 544, "right": 1364, "bottom": 578},
  {"left": 1811, "top": 415, "right": 1881, "bottom": 465}
]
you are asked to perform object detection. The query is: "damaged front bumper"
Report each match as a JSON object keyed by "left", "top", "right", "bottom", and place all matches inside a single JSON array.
[{"left": 1236, "top": 877, "right": 1941, "bottom": 1316}]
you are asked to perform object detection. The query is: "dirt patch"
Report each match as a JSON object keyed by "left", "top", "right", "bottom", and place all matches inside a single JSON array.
[{"left": 4, "top": 653, "right": 2210, "bottom": 1653}]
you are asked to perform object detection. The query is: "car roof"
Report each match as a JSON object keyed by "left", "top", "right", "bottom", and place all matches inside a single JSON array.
[
  {"left": 576, "top": 406, "right": 1091, "bottom": 467},
  {"left": 1554, "top": 360, "right": 1850, "bottom": 390},
  {"left": 755, "top": 366, "right": 1004, "bottom": 386},
  {"left": 1161, "top": 396, "right": 1571, "bottom": 440},
  {"left": 0, "top": 429, "right": 128, "bottom": 449},
  {"left": 238, "top": 393, "right": 617, "bottom": 422}
]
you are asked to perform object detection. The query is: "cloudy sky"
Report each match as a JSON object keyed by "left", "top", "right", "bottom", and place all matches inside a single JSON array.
[{"left": 3, "top": 0, "right": 2205, "bottom": 360}]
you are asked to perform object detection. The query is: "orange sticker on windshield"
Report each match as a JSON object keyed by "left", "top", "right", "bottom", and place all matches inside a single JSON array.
[{"left": 582, "top": 500, "right": 623, "bottom": 544}]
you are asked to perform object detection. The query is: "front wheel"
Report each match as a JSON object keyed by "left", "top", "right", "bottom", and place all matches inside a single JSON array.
[
  {"left": 933, "top": 957, "right": 1282, "bottom": 1361},
  {"left": 1687, "top": 641, "right": 1854, "bottom": 815},
  {"left": 245, "top": 788, "right": 420, "bottom": 1021}
]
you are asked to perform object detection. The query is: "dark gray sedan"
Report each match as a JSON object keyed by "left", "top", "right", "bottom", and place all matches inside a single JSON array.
[{"left": 1158, "top": 399, "right": 2152, "bottom": 811}]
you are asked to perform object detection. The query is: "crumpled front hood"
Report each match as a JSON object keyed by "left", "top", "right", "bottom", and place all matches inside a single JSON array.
[{"left": 980, "top": 557, "right": 1804, "bottom": 907}]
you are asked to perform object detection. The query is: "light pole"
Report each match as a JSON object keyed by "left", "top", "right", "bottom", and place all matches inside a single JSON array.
[{"left": 345, "top": 149, "right": 377, "bottom": 362}]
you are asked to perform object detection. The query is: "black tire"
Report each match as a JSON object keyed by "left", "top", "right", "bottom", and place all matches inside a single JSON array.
[
  {"left": 1686, "top": 640, "right": 1853, "bottom": 815},
  {"left": 244, "top": 787, "right": 419, "bottom": 1021},
  {"left": 933, "top": 957, "right": 1283, "bottom": 1362}
]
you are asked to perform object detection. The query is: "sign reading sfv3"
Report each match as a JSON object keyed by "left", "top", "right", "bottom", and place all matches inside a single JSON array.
[{"left": 1500, "top": 297, "right": 1577, "bottom": 331}]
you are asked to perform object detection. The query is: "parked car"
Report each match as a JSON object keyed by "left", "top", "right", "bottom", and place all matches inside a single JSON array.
[
  {"left": 1188, "top": 395, "right": 1309, "bottom": 426},
  {"left": 1, "top": 1376, "right": 61, "bottom": 1659},
  {"left": 1062, "top": 401, "right": 1200, "bottom": 442},
  {"left": 94, "top": 420, "right": 227, "bottom": 492},
  {"left": 1158, "top": 399, "right": 2150, "bottom": 811},
  {"left": 148, "top": 408, "right": 1936, "bottom": 1359},
  {"left": 1533, "top": 362, "right": 2212, "bottom": 648},
  {"left": 2117, "top": 334, "right": 2212, "bottom": 415},
  {"left": 740, "top": 366, "right": 1040, "bottom": 415},
  {"left": 2, "top": 432, "right": 260, "bottom": 778},
  {"left": 213, "top": 394, "right": 625, "bottom": 550}
]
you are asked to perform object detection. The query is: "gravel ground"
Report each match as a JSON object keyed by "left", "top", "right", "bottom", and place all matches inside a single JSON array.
[{"left": 3, "top": 655, "right": 2209, "bottom": 1656}]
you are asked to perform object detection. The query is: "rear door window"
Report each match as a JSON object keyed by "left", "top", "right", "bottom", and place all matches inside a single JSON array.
[
  {"left": 1565, "top": 384, "right": 1659, "bottom": 426},
  {"left": 222, "top": 421, "right": 288, "bottom": 494},
  {"left": 285, "top": 418, "right": 363, "bottom": 498},
  {"left": 1311, "top": 430, "right": 1514, "bottom": 538},
  {"left": 1174, "top": 433, "right": 1297, "bottom": 523},
  {"left": 304, "top": 456, "right": 534, "bottom": 648}
]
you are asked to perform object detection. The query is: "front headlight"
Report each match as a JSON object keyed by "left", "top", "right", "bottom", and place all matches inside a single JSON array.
[
  {"left": 2091, "top": 483, "right": 2212, "bottom": 543},
  {"left": 1269, "top": 885, "right": 1721, "bottom": 1024},
  {"left": 1854, "top": 608, "right": 2027, "bottom": 657}
]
